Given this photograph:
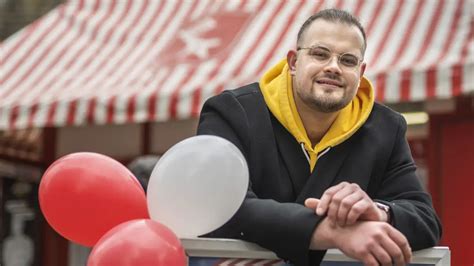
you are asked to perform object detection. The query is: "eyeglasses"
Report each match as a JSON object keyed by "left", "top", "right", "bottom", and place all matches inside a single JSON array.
[{"left": 296, "top": 45, "right": 363, "bottom": 69}]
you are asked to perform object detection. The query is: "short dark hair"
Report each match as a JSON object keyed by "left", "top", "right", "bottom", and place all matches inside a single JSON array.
[{"left": 297, "top": 9, "right": 367, "bottom": 55}]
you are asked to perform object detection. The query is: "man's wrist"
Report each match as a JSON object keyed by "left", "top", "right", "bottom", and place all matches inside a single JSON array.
[
  {"left": 375, "top": 202, "right": 391, "bottom": 223},
  {"left": 310, "top": 218, "right": 337, "bottom": 250}
]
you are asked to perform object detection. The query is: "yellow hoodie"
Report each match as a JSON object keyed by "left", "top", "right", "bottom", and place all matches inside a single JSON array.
[{"left": 259, "top": 59, "right": 374, "bottom": 172}]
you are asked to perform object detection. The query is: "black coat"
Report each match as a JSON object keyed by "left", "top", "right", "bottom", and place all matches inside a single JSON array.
[{"left": 197, "top": 83, "right": 442, "bottom": 265}]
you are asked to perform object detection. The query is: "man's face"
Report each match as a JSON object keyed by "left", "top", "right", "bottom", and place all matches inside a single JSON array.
[{"left": 288, "top": 19, "right": 366, "bottom": 113}]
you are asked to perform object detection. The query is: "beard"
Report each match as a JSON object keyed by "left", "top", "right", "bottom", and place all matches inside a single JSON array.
[
  {"left": 299, "top": 86, "right": 354, "bottom": 113},
  {"left": 293, "top": 73, "right": 359, "bottom": 113},
  {"left": 307, "top": 93, "right": 351, "bottom": 113}
]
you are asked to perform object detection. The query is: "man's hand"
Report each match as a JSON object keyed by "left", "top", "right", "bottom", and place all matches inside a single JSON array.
[
  {"left": 311, "top": 219, "right": 412, "bottom": 266},
  {"left": 305, "top": 182, "right": 388, "bottom": 226}
]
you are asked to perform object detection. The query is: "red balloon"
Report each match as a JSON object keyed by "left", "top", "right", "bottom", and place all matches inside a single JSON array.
[
  {"left": 87, "top": 219, "right": 187, "bottom": 266},
  {"left": 39, "top": 152, "right": 149, "bottom": 247}
]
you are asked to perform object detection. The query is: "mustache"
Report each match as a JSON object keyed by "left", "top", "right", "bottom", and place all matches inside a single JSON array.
[{"left": 319, "top": 73, "right": 341, "bottom": 81}]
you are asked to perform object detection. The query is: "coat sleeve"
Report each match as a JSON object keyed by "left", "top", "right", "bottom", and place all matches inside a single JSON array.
[
  {"left": 197, "top": 91, "right": 325, "bottom": 265},
  {"left": 374, "top": 115, "right": 442, "bottom": 250}
]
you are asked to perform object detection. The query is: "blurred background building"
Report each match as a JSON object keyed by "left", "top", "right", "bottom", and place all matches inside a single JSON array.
[
  {"left": 0, "top": 0, "right": 472, "bottom": 265},
  {"left": 0, "top": 0, "right": 63, "bottom": 40}
]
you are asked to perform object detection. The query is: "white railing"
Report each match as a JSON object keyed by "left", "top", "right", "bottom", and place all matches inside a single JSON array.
[
  {"left": 69, "top": 238, "right": 450, "bottom": 266},
  {"left": 182, "top": 238, "right": 450, "bottom": 266}
]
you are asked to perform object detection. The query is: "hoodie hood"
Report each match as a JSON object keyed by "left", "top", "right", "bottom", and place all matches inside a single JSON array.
[{"left": 259, "top": 58, "right": 374, "bottom": 172}]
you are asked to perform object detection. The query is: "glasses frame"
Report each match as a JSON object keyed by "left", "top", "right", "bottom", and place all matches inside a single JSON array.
[{"left": 296, "top": 45, "right": 364, "bottom": 69}]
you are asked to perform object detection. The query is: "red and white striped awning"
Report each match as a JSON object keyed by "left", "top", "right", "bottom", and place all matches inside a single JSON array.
[{"left": 1, "top": 0, "right": 472, "bottom": 130}]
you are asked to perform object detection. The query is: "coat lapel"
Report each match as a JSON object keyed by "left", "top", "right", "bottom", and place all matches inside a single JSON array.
[{"left": 271, "top": 115, "right": 310, "bottom": 197}]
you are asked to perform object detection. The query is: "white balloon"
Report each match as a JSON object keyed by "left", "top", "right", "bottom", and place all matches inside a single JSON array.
[{"left": 147, "top": 135, "right": 249, "bottom": 238}]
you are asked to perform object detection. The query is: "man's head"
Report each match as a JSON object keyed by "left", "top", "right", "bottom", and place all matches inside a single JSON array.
[
  {"left": 297, "top": 9, "right": 367, "bottom": 55},
  {"left": 288, "top": 9, "right": 367, "bottom": 113}
]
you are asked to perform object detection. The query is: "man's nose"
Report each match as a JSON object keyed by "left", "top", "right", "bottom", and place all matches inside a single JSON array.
[{"left": 323, "top": 56, "right": 342, "bottom": 73}]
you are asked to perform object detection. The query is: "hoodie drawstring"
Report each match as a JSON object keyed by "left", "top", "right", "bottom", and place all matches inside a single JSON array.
[
  {"left": 300, "top": 143, "right": 310, "bottom": 163},
  {"left": 317, "top": 147, "right": 331, "bottom": 159},
  {"left": 300, "top": 143, "right": 332, "bottom": 165}
]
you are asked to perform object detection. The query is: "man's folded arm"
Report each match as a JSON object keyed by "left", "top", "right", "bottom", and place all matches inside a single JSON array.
[
  {"left": 375, "top": 115, "right": 442, "bottom": 250},
  {"left": 206, "top": 192, "right": 326, "bottom": 264}
]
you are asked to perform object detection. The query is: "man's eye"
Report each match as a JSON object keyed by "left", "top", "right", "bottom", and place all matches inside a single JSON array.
[
  {"left": 340, "top": 55, "right": 359, "bottom": 66},
  {"left": 311, "top": 51, "right": 330, "bottom": 60}
]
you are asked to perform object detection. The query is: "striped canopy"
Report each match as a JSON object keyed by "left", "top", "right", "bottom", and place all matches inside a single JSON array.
[{"left": 1, "top": 0, "right": 472, "bottom": 130}]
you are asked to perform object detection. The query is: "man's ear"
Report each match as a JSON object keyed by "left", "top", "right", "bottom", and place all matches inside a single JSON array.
[
  {"left": 360, "top": 62, "right": 367, "bottom": 78},
  {"left": 287, "top": 50, "right": 297, "bottom": 75}
]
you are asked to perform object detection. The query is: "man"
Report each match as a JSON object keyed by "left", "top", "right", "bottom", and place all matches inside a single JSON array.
[{"left": 197, "top": 9, "right": 441, "bottom": 266}]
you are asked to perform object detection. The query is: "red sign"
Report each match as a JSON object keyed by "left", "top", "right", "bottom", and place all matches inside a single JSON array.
[{"left": 159, "top": 11, "right": 253, "bottom": 65}]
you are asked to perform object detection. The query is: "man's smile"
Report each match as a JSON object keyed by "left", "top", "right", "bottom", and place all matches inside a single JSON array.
[{"left": 315, "top": 78, "right": 343, "bottom": 88}]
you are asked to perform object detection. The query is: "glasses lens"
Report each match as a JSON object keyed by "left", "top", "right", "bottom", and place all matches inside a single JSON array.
[
  {"left": 340, "top": 54, "right": 359, "bottom": 68},
  {"left": 309, "top": 48, "right": 331, "bottom": 62}
]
